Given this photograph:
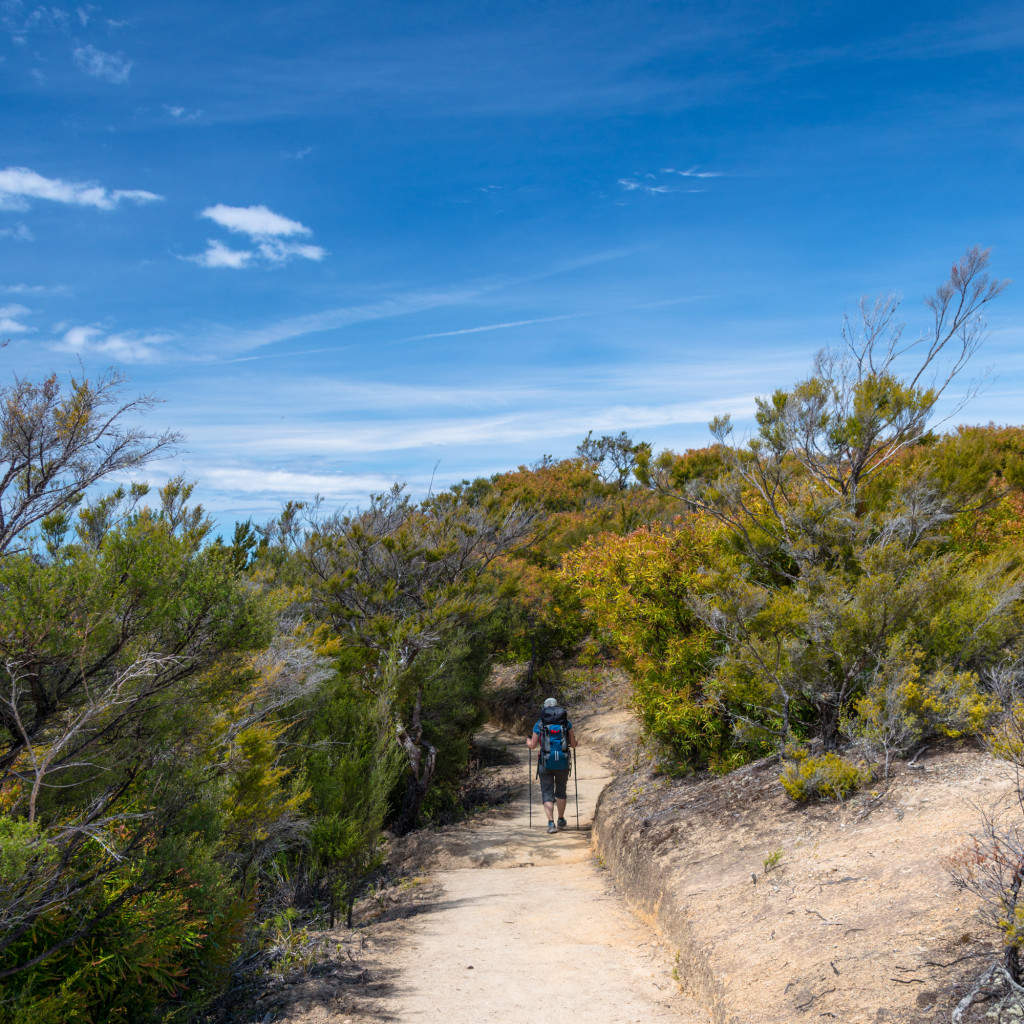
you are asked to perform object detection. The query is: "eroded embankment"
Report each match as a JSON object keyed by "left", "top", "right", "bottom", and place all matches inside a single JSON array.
[{"left": 592, "top": 749, "right": 1017, "bottom": 1024}]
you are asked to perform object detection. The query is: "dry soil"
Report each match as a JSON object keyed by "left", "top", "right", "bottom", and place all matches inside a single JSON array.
[{"left": 287, "top": 714, "right": 709, "bottom": 1024}]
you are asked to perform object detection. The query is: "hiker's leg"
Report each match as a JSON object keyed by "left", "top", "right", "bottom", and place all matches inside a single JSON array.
[
  {"left": 553, "top": 772, "right": 568, "bottom": 809},
  {"left": 539, "top": 771, "right": 556, "bottom": 819}
]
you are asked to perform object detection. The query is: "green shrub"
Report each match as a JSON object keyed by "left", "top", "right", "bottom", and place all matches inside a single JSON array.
[
  {"left": 780, "top": 750, "right": 867, "bottom": 802},
  {"left": 0, "top": 819, "right": 43, "bottom": 883}
]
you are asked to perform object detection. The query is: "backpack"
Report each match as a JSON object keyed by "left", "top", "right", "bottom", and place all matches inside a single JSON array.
[{"left": 539, "top": 705, "right": 571, "bottom": 773}]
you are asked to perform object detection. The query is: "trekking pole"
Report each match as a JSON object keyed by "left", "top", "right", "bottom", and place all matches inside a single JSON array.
[
  {"left": 528, "top": 749, "right": 532, "bottom": 829},
  {"left": 574, "top": 747, "right": 580, "bottom": 831}
]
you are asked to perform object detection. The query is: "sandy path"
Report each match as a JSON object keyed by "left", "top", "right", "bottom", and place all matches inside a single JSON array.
[{"left": 370, "top": 720, "right": 710, "bottom": 1024}]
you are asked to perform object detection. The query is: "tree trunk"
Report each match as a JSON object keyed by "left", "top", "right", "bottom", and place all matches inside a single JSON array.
[
  {"left": 1006, "top": 944, "right": 1020, "bottom": 985},
  {"left": 394, "top": 679, "right": 438, "bottom": 835},
  {"left": 816, "top": 692, "right": 841, "bottom": 751},
  {"left": 779, "top": 692, "right": 791, "bottom": 748}
]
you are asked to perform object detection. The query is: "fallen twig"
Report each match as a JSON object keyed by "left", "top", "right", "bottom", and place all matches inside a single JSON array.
[
  {"left": 922, "top": 952, "right": 986, "bottom": 969},
  {"left": 794, "top": 987, "right": 835, "bottom": 1010},
  {"left": 805, "top": 909, "right": 842, "bottom": 925},
  {"left": 907, "top": 745, "right": 930, "bottom": 768}
]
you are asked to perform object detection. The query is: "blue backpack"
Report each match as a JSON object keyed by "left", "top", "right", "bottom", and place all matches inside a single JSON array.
[{"left": 539, "top": 706, "right": 571, "bottom": 772}]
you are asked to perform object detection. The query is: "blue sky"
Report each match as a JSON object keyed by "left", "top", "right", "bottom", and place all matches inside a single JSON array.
[{"left": 2, "top": 0, "right": 1023, "bottom": 527}]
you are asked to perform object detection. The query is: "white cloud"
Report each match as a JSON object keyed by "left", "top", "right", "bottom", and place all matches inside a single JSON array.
[
  {"left": 198, "top": 466, "right": 402, "bottom": 498},
  {"left": 205, "top": 397, "right": 756, "bottom": 460},
  {"left": 618, "top": 178, "right": 673, "bottom": 194},
  {"left": 257, "top": 239, "right": 325, "bottom": 263},
  {"left": 618, "top": 177, "right": 704, "bottom": 196},
  {"left": 0, "top": 167, "right": 162, "bottom": 211},
  {"left": 187, "top": 239, "right": 254, "bottom": 269},
  {"left": 72, "top": 44, "right": 132, "bottom": 83},
  {"left": 164, "top": 105, "right": 203, "bottom": 121},
  {"left": 208, "top": 287, "right": 483, "bottom": 351},
  {"left": 200, "top": 250, "right": 628, "bottom": 349},
  {"left": 1, "top": 283, "right": 70, "bottom": 295},
  {"left": 619, "top": 167, "right": 723, "bottom": 196},
  {"left": 661, "top": 166, "right": 724, "bottom": 178},
  {"left": 0, "top": 303, "right": 32, "bottom": 333},
  {"left": 0, "top": 223, "right": 34, "bottom": 240},
  {"left": 402, "top": 313, "right": 587, "bottom": 343},
  {"left": 202, "top": 204, "right": 311, "bottom": 238},
  {"left": 57, "top": 324, "right": 169, "bottom": 362},
  {"left": 19, "top": 6, "right": 72, "bottom": 34},
  {"left": 191, "top": 204, "right": 325, "bottom": 268}
]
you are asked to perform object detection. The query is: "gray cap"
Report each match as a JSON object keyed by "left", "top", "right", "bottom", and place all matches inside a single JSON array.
[{"left": 543, "top": 697, "right": 558, "bottom": 707}]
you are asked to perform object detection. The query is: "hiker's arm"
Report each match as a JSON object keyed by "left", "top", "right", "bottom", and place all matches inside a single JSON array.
[
  {"left": 526, "top": 731, "right": 539, "bottom": 750},
  {"left": 568, "top": 728, "right": 577, "bottom": 748}
]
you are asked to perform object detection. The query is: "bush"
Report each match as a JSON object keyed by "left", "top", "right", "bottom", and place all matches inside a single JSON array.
[
  {"left": 851, "top": 642, "right": 1000, "bottom": 776},
  {"left": 780, "top": 750, "right": 867, "bottom": 802},
  {"left": 563, "top": 521, "right": 739, "bottom": 769}
]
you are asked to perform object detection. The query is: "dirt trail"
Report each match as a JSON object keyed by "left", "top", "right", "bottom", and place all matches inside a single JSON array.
[{"left": 361, "top": 713, "right": 710, "bottom": 1024}]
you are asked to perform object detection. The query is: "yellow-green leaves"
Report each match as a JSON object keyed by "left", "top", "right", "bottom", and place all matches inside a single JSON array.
[{"left": 780, "top": 751, "right": 868, "bottom": 802}]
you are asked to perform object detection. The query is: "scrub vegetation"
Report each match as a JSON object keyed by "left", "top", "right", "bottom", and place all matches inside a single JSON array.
[{"left": 4, "top": 248, "right": 1024, "bottom": 1017}]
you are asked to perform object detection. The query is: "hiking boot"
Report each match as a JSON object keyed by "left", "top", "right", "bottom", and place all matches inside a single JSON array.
[
  {"left": 547, "top": 821, "right": 557, "bottom": 834},
  {"left": 557, "top": 817, "right": 567, "bottom": 830}
]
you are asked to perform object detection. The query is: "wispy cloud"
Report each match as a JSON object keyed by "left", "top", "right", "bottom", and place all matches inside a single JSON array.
[
  {"left": 164, "top": 105, "right": 203, "bottom": 121},
  {"left": 1, "top": 283, "right": 71, "bottom": 296},
  {"left": 0, "top": 167, "right": 162, "bottom": 211},
  {"left": 618, "top": 178, "right": 677, "bottom": 194},
  {"left": 0, "top": 304, "right": 33, "bottom": 333},
  {"left": 188, "top": 203, "right": 325, "bottom": 268},
  {"left": 661, "top": 166, "right": 723, "bottom": 178},
  {"left": 211, "top": 397, "right": 757, "bottom": 460},
  {"left": 56, "top": 325, "right": 169, "bottom": 362},
  {"left": 72, "top": 43, "right": 132, "bottom": 83},
  {"left": 618, "top": 174, "right": 708, "bottom": 196},
  {"left": 209, "top": 250, "right": 631, "bottom": 355},
  {"left": 209, "top": 286, "right": 487, "bottom": 354},
  {"left": 196, "top": 466, "right": 403, "bottom": 498},
  {"left": 0, "top": 223, "right": 34, "bottom": 240},
  {"left": 403, "top": 313, "right": 589, "bottom": 343},
  {"left": 4, "top": 5, "right": 72, "bottom": 40},
  {"left": 618, "top": 166, "right": 723, "bottom": 196}
]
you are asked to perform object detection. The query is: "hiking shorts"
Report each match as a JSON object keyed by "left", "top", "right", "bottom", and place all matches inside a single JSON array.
[{"left": 538, "top": 768, "right": 569, "bottom": 803}]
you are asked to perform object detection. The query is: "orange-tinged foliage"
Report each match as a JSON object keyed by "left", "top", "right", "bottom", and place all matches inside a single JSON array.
[
  {"left": 563, "top": 516, "right": 745, "bottom": 769},
  {"left": 488, "top": 457, "right": 666, "bottom": 665}
]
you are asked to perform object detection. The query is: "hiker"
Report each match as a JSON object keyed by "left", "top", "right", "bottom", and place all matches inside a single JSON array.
[{"left": 527, "top": 697, "right": 577, "bottom": 833}]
